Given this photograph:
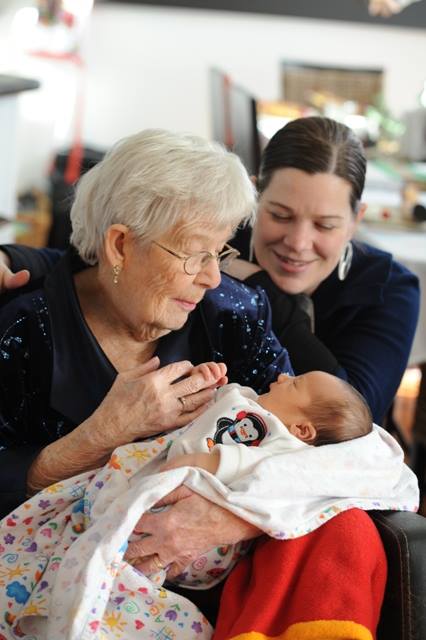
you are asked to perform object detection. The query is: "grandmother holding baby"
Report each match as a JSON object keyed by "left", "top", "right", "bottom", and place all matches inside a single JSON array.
[{"left": 0, "top": 119, "right": 419, "bottom": 640}]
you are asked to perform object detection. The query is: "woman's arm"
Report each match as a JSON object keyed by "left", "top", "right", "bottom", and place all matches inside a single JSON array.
[
  {"left": 27, "top": 359, "right": 226, "bottom": 493},
  {"left": 0, "top": 300, "right": 114, "bottom": 514},
  {"left": 369, "top": 0, "right": 420, "bottom": 16},
  {"left": 324, "top": 262, "right": 420, "bottom": 423},
  {"left": 1, "top": 245, "right": 62, "bottom": 282},
  {"left": 0, "top": 304, "right": 52, "bottom": 516},
  {"left": 244, "top": 271, "right": 341, "bottom": 375},
  {"left": 224, "top": 260, "right": 339, "bottom": 375},
  {"left": 0, "top": 297, "right": 229, "bottom": 514},
  {"left": 207, "top": 275, "right": 294, "bottom": 393}
]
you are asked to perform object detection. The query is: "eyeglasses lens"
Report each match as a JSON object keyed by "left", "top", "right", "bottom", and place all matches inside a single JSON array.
[
  {"left": 184, "top": 248, "right": 238, "bottom": 275},
  {"left": 184, "top": 255, "right": 203, "bottom": 275}
]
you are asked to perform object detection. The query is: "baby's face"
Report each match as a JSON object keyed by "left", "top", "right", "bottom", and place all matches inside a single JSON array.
[{"left": 259, "top": 371, "right": 343, "bottom": 426}]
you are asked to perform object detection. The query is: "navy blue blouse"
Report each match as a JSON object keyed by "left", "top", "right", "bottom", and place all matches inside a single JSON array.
[{"left": 0, "top": 250, "right": 292, "bottom": 517}]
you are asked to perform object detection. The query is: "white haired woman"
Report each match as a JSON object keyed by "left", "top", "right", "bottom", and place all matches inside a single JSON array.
[
  {"left": 0, "top": 129, "right": 387, "bottom": 640},
  {"left": 0, "top": 128, "right": 291, "bottom": 510}
]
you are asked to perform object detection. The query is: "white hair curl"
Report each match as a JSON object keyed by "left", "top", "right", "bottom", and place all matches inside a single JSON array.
[{"left": 70, "top": 129, "right": 256, "bottom": 264}]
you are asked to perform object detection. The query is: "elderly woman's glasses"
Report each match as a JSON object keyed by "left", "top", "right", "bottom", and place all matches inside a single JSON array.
[{"left": 153, "top": 241, "right": 240, "bottom": 275}]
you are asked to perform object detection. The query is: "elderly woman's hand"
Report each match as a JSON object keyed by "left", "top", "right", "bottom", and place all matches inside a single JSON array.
[
  {"left": 27, "top": 358, "right": 226, "bottom": 493},
  {"left": 124, "top": 487, "right": 260, "bottom": 578},
  {"left": 87, "top": 357, "right": 226, "bottom": 451}
]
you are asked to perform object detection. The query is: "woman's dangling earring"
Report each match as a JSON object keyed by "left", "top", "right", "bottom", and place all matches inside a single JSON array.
[
  {"left": 338, "top": 241, "right": 353, "bottom": 281},
  {"left": 249, "top": 237, "right": 254, "bottom": 263},
  {"left": 112, "top": 264, "right": 121, "bottom": 285}
]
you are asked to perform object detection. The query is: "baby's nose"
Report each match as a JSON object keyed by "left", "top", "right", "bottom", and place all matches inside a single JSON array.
[{"left": 277, "top": 373, "right": 290, "bottom": 383}]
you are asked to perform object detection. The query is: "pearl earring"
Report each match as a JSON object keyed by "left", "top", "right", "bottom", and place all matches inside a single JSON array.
[{"left": 112, "top": 264, "right": 121, "bottom": 285}]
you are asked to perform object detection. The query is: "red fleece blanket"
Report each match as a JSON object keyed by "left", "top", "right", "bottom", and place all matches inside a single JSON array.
[{"left": 213, "top": 509, "right": 387, "bottom": 640}]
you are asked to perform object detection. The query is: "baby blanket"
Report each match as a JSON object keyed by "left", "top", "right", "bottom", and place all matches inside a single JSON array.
[{"left": 0, "top": 415, "right": 418, "bottom": 639}]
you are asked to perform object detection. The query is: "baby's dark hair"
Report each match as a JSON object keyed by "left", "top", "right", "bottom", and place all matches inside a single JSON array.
[{"left": 307, "top": 381, "right": 373, "bottom": 446}]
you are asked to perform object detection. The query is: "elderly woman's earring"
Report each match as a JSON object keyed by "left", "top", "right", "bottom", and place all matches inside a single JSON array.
[
  {"left": 338, "top": 242, "right": 353, "bottom": 281},
  {"left": 112, "top": 264, "right": 121, "bottom": 285}
]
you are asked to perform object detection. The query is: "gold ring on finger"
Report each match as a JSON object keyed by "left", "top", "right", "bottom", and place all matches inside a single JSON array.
[{"left": 153, "top": 554, "right": 165, "bottom": 571}]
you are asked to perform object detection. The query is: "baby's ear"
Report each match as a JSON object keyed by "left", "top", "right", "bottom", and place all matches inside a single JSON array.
[{"left": 288, "top": 422, "right": 317, "bottom": 443}]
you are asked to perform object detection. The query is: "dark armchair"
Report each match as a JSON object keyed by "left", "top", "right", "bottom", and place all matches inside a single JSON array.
[{"left": 371, "top": 510, "right": 426, "bottom": 640}]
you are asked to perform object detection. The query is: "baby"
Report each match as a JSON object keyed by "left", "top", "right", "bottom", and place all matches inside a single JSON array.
[
  {"left": 126, "top": 362, "right": 372, "bottom": 586},
  {"left": 163, "top": 362, "right": 372, "bottom": 477}
]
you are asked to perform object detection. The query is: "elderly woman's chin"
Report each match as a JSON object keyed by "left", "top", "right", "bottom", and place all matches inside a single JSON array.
[
  {"left": 166, "top": 306, "right": 194, "bottom": 330},
  {"left": 141, "top": 301, "right": 197, "bottom": 339}
]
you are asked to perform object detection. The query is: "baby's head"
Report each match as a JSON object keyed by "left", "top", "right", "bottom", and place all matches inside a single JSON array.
[{"left": 257, "top": 371, "right": 372, "bottom": 446}]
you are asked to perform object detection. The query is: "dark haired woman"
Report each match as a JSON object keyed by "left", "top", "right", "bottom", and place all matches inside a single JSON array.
[{"left": 229, "top": 116, "right": 419, "bottom": 425}]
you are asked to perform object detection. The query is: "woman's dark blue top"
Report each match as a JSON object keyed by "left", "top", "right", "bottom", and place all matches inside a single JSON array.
[{"left": 0, "top": 250, "right": 292, "bottom": 517}]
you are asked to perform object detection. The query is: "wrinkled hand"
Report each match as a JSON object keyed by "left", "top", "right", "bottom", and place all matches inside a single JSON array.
[
  {"left": 87, "top": 358, "right": 227, "bottom": 452},
  {"left": 27, "top": 358, "right": 228, "bottom": 493},
  {"left": 124, "top": 487, "right": 260, "bottom": 578},
  {"left": 0, "top": 251, "right": 29, "bottom": 291}
]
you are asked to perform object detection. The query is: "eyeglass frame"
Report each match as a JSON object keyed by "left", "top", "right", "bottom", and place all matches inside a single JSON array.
[{"left": 152, "top": 241, "right": 240, "bottom": 275}]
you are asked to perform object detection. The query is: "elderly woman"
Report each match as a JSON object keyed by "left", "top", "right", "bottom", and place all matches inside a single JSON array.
[
  {"left": 0, "top": 127, "right": 387, "bottom": 640},
  {"left": 0, "top": 129, "right": 292, "bottom": 510}
]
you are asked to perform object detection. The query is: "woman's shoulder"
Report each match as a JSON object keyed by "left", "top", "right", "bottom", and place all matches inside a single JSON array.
[
  {"left": 313, "top": 241, "right": 419, "bottom": 328},
  {"left": 202, "top": 273, "right": 267, "bottom": 314},
  {"left": 351, "top": 241, "right": 417, "bottom": 285},
  {"left": 316, "top": 241, "right": 419, "bottom": 308}
]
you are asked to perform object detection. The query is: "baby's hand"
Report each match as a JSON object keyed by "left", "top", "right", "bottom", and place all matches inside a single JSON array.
[
  {"left": 190, "top": 362, "right": 227, "bottom": 389},
  {"left": 161, "top": 451, "right": 220, "bottom": 474}
]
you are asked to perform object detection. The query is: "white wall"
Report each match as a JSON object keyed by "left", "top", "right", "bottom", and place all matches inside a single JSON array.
[
  {"left": 1, "top": 1, "right": 426, "bottom": 188},
  {"left": 82, "top": 4, "right": 426, "bottom": 145}
]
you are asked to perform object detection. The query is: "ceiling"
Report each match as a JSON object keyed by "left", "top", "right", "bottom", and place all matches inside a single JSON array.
[{"left": 105, "top": 0, "right": 426, "bottom": 29}]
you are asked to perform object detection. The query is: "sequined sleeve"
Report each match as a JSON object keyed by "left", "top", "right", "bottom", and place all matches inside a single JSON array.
[
  {"left": 229, "top": 285, "right": 294, "bottom": 392},
  {"left": 203, "top": 277, "right": 294, "bottom": 394},
  {"left": 0, "top": 293, "right": 54, "bottom": 517}
]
